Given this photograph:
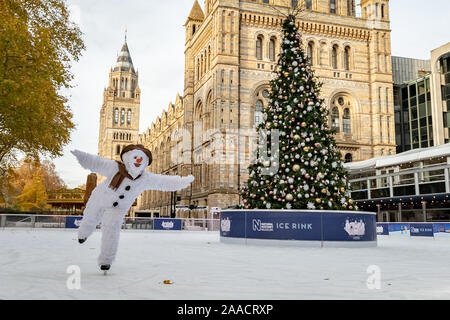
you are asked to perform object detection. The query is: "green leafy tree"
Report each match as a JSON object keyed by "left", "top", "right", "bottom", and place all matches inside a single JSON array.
[
  {"left": 0, "top": 0, "right": 85, "bottom": 176},
  {"left": 241, "top": 15, "right": 354, "bottom": 211}
]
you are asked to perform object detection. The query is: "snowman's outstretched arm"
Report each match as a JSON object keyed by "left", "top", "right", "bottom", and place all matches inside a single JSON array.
[
  {"left": 71, "top": 150, "right": 118, "bottom": 177},
  {"left": 143, "top": 172, "right": 194, "bottom": 192}
]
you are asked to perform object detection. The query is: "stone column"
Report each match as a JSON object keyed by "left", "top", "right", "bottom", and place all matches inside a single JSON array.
[
  {"left": 422, "top": 201, "right": 427, "bottom": 222},
  {"left": 397, "top": 203, "right": 402, "bottom": 223}
]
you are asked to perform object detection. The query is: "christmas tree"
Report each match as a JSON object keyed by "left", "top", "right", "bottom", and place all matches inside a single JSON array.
[{"left": 241, "top": 15, "right": 354, "bottom": 211}]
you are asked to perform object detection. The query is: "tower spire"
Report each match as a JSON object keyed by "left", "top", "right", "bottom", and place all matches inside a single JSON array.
[{"left": 114, "top": 36, "right": 135, "bottom": 74}]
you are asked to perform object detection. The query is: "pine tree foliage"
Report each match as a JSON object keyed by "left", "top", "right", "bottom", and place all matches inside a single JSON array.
[{"left": 242, "top": 15, "right": 354, "bottom": 211}]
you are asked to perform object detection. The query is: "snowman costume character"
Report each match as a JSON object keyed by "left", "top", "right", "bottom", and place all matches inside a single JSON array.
[{"left": 71, "top": 144, "right": 194, "bottom": 271}]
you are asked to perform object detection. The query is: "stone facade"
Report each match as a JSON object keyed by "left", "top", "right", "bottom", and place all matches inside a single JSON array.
[
  {"left": 132, "top": 0, "right": 396, "bottom": 215},
  {"left": 98, "top": 40, "right": 141, "bottom": 163}
]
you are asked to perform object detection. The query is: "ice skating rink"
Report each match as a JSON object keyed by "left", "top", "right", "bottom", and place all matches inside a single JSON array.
[{"left": 1, "top": 228, "right": 450, "bottom": 300}]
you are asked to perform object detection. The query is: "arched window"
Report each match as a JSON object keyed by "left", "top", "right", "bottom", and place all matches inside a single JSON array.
[
  {"left": 344, "top": 46, "right": 350, "bottom": 71},
  {"left": 343, "top": 108, "right": 351, "bottom": 134},
  {"left": 120, "top": 109, "right": 125, "bottom": 124},
  {"left": 116, "top": 145, "right": 121, "bottom": 155},
  {"left": 306, "top": 0, "right": 312, "bottom": 10},
  {"left": 208, "top": 46, "right": 211, "bottom": 68},
  {"left": 332, "top": 45, "right": 338, "bottom": 69},
  {"left": 381, "top": 4, "right": 385, "bottom": 18},
  {"left": 347, "top": 0, "right": 353, "bottom": 15},
  {"left": 269, "top": 38, "right": 276, "bottom": 62},
  {"left": 330, "top": 0, "right": 337, "bottom": 13},
  {"left": 127, "top": 109, "right": 132, "bottom": 125},
  {"left": 307, "top": 42, "right": 314, "bottom": 64},
  {"left": 196, "top": 58, "right": 200, "bottom": 81},
  {"left": 331, "top": 107, "right": 340, "bottom": 133},
  {"left": 256, "top": 36, "right": 263, "bottom": 60},
  {"left": 206, "top": 91, "right": 213, "bottom": 130},
  {"left": 255, "top": 100, "right": 264, "bottom": 127},
  {"left": 200, "top": 54, "right": 204, "bottom": 77},
  {"left": 345, "top": 153, "right": 353, "bottom": 163},
  {"left": 114, "top": 108, "right": 119, "bottom": 124},
  {"left": 291, "top": 0, "right": 298, "bottom": 8}
]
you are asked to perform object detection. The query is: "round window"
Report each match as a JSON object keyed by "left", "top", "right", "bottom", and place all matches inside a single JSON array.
[
  {"left": 262, "top": 90, "right": 270, "bottom": 98},
  {"left": 338, "top": 97, "right": 345, "bottom": 106}
]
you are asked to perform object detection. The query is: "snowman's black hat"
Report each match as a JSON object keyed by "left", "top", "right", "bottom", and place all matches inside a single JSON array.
[{"left": 120, "top": 144, "right": 153, "bottom": 167}]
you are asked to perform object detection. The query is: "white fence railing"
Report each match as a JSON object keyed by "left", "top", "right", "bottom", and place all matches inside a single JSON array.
[{"left": 0, "top": 214, "right": 220, "bottom": 232}]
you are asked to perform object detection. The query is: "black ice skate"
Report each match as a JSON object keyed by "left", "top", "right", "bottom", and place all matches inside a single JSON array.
[
  {"left": 100, "top": 265, "right": 111, "bottom": 275},
  {"left": 78, "top": 238, "right": 87, "bottom": 244}
]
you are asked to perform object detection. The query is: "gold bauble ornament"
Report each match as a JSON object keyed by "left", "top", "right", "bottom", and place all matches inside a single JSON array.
[
  {"left": 293, "top": 164, "right": 301, "bottom": 172},
  {"left": 316, "top": 198, "right": 322, "bottom": 204},
  {"left": 349, "top": 199, "right": 354, "bottom": 205},
  {"left": 321, "top": 188, "right": 327, "bottom": 194},
  {"left": 301, "top": 122, "right": 307, "bottom": 128},
  {"left": 303, "top": 147, "right": 310, "bottom": 152}
]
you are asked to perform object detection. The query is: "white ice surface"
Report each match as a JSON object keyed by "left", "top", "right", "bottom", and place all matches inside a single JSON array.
[{"left": 1, "top": 228, "right": 450, "bottom": 300}]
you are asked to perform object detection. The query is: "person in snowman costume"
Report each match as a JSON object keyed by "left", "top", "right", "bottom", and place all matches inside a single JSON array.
[{"left": 71, "top": 144, "right": 194, "bottom": 271}]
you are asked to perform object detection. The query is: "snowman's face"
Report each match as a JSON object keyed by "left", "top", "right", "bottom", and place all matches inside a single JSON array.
[{"left": 122, "top": 149, "right": 149, "bottom": 179}]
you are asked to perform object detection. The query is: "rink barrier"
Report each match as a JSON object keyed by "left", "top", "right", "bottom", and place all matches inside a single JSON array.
[
  {"left": 0, "top": 214, "right": 220, "bottom": 232},
  {"left": 377, "top": 222, "right": 450, "bottom": 237},
  {"left": 220, "top": 210, "right": 378, "bottom": 248}
]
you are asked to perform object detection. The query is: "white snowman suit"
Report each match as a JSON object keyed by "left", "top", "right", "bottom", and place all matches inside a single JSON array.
[{"left": 71, "top": 148, "right": 194, "bottom": 267}]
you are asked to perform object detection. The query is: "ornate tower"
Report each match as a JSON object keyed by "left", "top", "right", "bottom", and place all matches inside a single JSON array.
[
  {"left": 361, "top": 0, "right": 394, "bottom": 157},
  {"left": 98, "top": 38, "right": 141, "bottom": 161}
]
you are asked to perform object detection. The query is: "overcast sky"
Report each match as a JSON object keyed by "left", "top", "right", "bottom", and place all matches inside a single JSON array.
[{"left": 54, "top": 0, "right": 450, "bottom": 188}]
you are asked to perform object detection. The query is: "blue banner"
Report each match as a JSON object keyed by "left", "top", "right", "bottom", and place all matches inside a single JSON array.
[
  {"left": 245, "top": 211, "right": 322, "bottom": 241},
  {"left": 322, "top": 212, "right": 377, "bottom": 242},
  {"left": 377, "top": 223, "right": 390, "bottom": 235},
  {"left": 154, "top": 218, "right": 182, "bottom": 231},
  {"left": 220, "top": 211, "right": 246, "bottom": 238},
  {"left": 410, "top": 224, "right": 434, "bottom": 237},
  {"left": 389, "top": 224, "right": 410, "bottom": 235},
  {"left": 434, "top": 223, "right": 450, "bottom": 234},
  {"left": 221, "top": 210, "right": 377, "bottom": 243},
  {"left": 65, "top": 216, "right": 83, "bottom": 229}
]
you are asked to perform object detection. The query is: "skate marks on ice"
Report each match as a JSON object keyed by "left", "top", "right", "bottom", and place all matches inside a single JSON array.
[{"left": 1, "top": 229, "right": 450, "bottom": 299}]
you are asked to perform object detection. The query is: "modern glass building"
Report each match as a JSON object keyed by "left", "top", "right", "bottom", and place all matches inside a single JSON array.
[
  {"left": 346, "top": 143, "right": 450, "bottom": 222},
  {"left": 438, "top": 52, "right": 450, "bottom": 131},
  {"left": 394, "top": 76, "right": 433, "bottom": 153},
  {"left": 392, "top": 56, "right": 431, "bottom": 86},
  {"left": 393, "top": 43, "right": 450, "bottom": 153}
]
